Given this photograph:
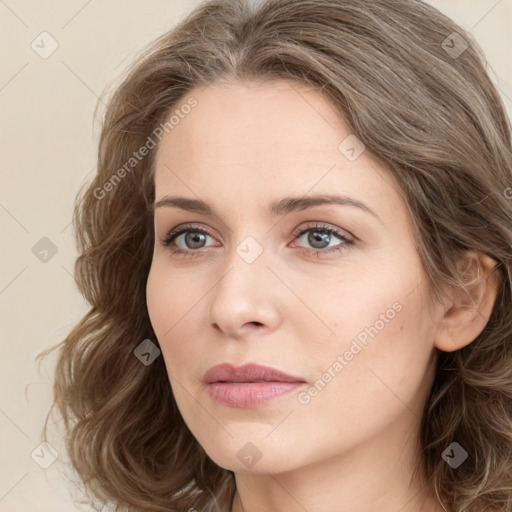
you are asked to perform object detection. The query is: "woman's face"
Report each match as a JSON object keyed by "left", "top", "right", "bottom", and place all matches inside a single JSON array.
[{"left": 146, "top": 79, "right": 445, "bottom": 474}]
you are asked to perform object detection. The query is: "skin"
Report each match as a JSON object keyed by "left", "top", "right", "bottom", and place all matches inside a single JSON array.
[{"left": 146, "top": 79, "right": 500, "bottom": 512}]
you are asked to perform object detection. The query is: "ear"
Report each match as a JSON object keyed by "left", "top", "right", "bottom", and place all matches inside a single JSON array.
[{"left": 433, "top": 251, "right": 501, "bottom": 353}]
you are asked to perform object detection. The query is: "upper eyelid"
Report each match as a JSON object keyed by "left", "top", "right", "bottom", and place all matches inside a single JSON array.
[
  {"left": 166, "top": 223, "right": 216, "bottom": 239},
  {"left": 166, "top": 221, "right": 343, "bottom": 233}
]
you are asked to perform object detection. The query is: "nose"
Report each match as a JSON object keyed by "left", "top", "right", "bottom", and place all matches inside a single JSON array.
[{"left": 208, "top": 247, "right": 282, "bottom": 340}]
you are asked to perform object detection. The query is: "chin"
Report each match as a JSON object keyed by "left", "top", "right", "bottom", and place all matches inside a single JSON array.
[{"left": 199, "top": 438, "right": 302, "bottom": 475}]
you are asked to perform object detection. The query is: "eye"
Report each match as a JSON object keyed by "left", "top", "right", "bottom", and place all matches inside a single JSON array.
[
  {"left": 290, "top": 222, "right": 354, "bottom": 256},
  {"left": 160, "top": 221, "right": 354, "bottom": 258},
  {"left": 161, "top": 224, "right": 218, "bottom": 257}
]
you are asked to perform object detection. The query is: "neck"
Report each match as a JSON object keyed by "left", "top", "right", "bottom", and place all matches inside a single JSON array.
[{"left": 230, "top": 416, "right": 449, "bottom": 512}]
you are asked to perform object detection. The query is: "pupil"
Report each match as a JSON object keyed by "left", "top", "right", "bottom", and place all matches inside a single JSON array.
[
  {"left": 309, "top": 231, "right": 330, "bottom": 249},
  {"left": 186, "top": 232, "right": 206, "bottom": 249}
]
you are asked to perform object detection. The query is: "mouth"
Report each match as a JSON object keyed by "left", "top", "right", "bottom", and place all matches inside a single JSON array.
[{"left": 202, "top": 363, "right": 306, "bottom": 408}]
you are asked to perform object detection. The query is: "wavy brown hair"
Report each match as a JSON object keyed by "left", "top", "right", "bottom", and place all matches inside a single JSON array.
[{"left": 38, "top": 0, "right": 512, "bottom": 510}]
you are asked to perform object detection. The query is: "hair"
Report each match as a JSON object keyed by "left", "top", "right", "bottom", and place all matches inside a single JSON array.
[{"left": 38, "top": 0, "right": 512, "bottom": 510}]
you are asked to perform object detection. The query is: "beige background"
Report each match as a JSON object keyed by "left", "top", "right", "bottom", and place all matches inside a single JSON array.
[{"left": 1, "top": 1, "right": 511, "bottom": 510}]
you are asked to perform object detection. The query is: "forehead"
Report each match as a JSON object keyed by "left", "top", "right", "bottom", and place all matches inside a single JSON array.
[
  {"left": 153, "top": 79, "right": 402, "bottom": 219},
  {"left": 155, "top": 79, "right": 346, "bottom": 166}
]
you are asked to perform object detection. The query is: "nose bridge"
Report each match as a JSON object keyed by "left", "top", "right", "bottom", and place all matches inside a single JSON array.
[
  {"left": 215, "top": 232, "right": 269, "bottom": 302},
  {"left": 220, "top": 206, "right": 269, "bottom": 276},
  {"left": 208, "top": 230, "right": 280, "bottom": 337}
]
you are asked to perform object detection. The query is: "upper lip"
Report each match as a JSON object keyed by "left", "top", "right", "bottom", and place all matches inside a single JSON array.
[{"left": 202, "top": 363, "right": 306, "bottom": 384}]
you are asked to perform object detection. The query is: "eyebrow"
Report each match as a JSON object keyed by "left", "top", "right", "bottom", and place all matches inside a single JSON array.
[{"left": 154, "top": 193, "right": 381, "bottom": 223}]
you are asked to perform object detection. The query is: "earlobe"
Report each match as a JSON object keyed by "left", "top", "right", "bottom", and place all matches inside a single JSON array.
[{"left": 433, "top": 251, "right": 501, "bottom": 353}]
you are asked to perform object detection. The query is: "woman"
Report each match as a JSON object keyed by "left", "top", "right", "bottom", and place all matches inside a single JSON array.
[{"left": 40, "top": 0, "right": 512, "bottom": 510}]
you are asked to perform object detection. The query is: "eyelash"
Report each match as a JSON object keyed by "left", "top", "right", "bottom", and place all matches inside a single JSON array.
[{"left": 161, "top": 222, "right": 354, "bottom": 258}]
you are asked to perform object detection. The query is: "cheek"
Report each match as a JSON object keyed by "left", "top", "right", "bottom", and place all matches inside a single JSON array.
[
  {"left": 310, "top": 282, "right": 435, "bottom": 427},
  {"left": 146, "top": 261, "right": 193, "bottom": 331},
  {"left": 146, "top": 264, "right": 204, "bottom": 375},
  {"left": 146, "top": 266, "right": 168, "bottom": 335},
  {"left": 146, "top": 269, "right": 192, "bottom": 416},
  {"left": 296, "top": 262, "right": 406, "bottom": 351},
  {"left": 327, "top": 248, "right": 429, "bottom": 348},
  {"left": 304, "top": 255, "right": 435, "bottom": 399},
  {"left": 146, "top": 266, "right": 183, "bottom": 363}
]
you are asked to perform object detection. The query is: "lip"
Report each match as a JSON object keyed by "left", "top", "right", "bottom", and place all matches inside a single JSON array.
[{"left": 203, "top": 363, "right": 306, "bottom": 409}]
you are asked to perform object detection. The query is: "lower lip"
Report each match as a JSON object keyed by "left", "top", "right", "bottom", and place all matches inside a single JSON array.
[{"left": 207, "top": 381, "right": 305, "bottom": 408}]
